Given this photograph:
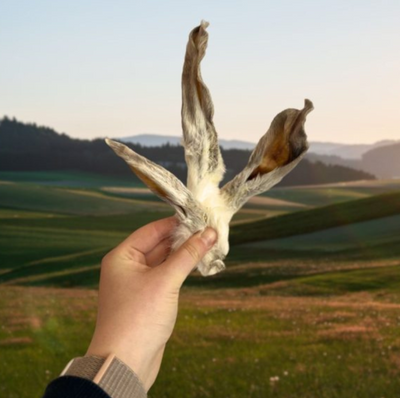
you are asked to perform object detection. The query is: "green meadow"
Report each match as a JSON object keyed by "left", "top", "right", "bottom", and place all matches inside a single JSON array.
[{"left": 1, "top": 172, "right": 400, "bottom": 397}]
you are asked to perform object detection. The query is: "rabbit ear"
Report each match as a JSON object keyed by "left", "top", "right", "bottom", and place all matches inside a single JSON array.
[
  {"left": 105, "top": 139, "right": 202, "bottom": 220},
  {"left": 222, "top": 99, "right": 314, "bottom": 211},
  {"left": 181, "top": 21, "right": 225, "bottom": 192}
]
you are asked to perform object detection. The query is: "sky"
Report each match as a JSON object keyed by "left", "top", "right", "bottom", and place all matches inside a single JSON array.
[{"left": 1, "top": 0, "right": 399, "bottom": 144}]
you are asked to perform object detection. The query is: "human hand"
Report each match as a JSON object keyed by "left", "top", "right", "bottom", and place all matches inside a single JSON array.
[{"left": 86, "top": 216, "right": 217, "bottom": 391}]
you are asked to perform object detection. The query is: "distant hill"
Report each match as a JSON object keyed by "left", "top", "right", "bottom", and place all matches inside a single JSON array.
[
  {"left": 0, "top": 117, "right": 375, "bottom": 186},
  {"left": 308, "top": 140, "right": 398, "bottom": 159},
  {"left": 361, "top": 142, "right": 400, "bottom": 178},
  {"left": 307, "top": 141, "right": 400, "bottom": 179},
  {"left": 120, "top": 134, "right": 256, "bottom": 150},
  {"left": 120, "top": 133, "right": 400, "bottom": 178},
  {"left": 120, "top": 134, "right": 398, "bottom": 159},
  {"left": 306, "top": 153, "right": 360, "bottom": 170}
]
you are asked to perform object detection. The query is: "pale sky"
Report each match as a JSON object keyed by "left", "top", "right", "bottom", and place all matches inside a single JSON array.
[{"left": 1, "top": 0, "right": 399, "bottom": 144}]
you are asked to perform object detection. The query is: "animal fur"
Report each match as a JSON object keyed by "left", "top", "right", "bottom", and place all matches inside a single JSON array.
[{"left": 105, "top": 21, "right": 314, "bottom": 276}]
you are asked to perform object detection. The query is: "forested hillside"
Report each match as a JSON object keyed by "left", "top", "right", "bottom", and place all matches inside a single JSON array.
[{"left": 0, "top": 117, "right": 375, "bottom": 186}]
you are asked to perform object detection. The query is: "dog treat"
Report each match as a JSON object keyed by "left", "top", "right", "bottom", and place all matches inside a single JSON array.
[{"left": 106, "top": 21, "right": 313, "bottom": 276}]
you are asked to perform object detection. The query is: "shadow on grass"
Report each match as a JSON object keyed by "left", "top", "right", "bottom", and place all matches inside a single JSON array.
[
  {"left": 18, "top": 266, "right": 101, "bottom": 288},
  {"left": 185, "top": 269, "right": 298, "bottom": 289},
  {"left": 186, "top": 263, "right": 400, "bottom": 296},
  {"left": 229, "top": 239, "right": 400, "bottom": 264},
  {"left": 0, "top": 249, "right": 107, "bottom": 284},
  {"left": 290, "top": 264, "right": 400, "bottom": 295}
]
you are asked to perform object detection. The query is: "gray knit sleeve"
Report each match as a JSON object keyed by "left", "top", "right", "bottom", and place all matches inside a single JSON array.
[{"left": 63, "top": 356, "right": 147, "bottom": 398}]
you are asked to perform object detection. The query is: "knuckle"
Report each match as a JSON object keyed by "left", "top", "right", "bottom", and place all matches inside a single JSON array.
[
  {"left": 101, "top": 249, "right": 115, "bottom": 269},
  {"left": 183, "top": 241, "right": 201, "bottom": 263}
]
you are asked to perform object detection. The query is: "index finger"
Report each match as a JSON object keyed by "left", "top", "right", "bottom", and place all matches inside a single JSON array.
[{"left": 119, "top": 216, "right": 177, "bottom": 256}]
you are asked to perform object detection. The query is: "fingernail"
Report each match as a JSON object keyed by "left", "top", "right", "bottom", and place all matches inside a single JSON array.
[{"left": 201, "top": 228, "right": 217, "bottom": 248}]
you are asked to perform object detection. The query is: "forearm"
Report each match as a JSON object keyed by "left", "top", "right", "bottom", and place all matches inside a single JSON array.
[{"left": 41, "top": 219, "right": 216, "bottom": 398}]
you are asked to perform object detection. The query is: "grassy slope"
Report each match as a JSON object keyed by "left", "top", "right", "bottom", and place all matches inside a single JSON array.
[
  {"left": 275, "top": 264, "right": 400, "bottom": 296},
  {"left": 0, "top": 181, "right": 173, "bottom": 285},
  {"left": 1, "top": 179, "right": 400, "bottom": 396},
  {"left": 1, "top": 183, "right": 400, "bottom": 288},
  {"left": 0, "top": 225, "right": 118, "bottom": 270},
  {"left": 231, "top": 191, "right": 400, "bottom": 245},
  {"left": 0, "top": 171, "right": 137, "bottom": 187},
  {"left": 0, "top": 211, "right": 173, "bottom": 286},
  {"left": 262, "top": 180, "right": 400, "bottom": 206},
  {"left": 243, "top": 214, "right": 400, "bottom": 252},
  {"left": 0, "top": 208, "right": 68, "bottom": 219},
  {"left": 0, "top": 212, "right": 173, "bottom": 234},
  {"left": 0, "top": 183, "right": 167, "bottom": 215},
  {"left": 264, "top": 187, "right": 367, "bottom": 206},
  {"left": 1, "top": 275, "right": 400, "bottom": 398}
]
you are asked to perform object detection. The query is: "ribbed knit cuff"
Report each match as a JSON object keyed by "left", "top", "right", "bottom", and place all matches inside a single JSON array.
[
  {"left": 63, "top": 356, "right": 147, "bottom": 398},
  {"left": 43, "top": 376, "right": 111, "bottom": 398}
]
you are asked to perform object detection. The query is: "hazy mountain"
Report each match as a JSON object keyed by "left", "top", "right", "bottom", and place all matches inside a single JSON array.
[
  {"left": 309, "top": 140, "right": 398, "bottom": 159},
  {"left": 119, "top": 134, "right": 256, "bottom": 150},
  {"left": 0, "top": 117, "right": 375, "bottom": 186},
  {"left": 308, "top": 142, "right": 346, "bottom": 156},
  {"left": 361, "top": 143, "right": 400, "bottom": 178},
  {"left": 119, "top": 134, "right": 398, "bottom": 160},
  {"left": 307, "top": 142, "right": 400, "bottom": 179},
  {"left": 306, "top": 153, "right": 360, "bottom": 170}
]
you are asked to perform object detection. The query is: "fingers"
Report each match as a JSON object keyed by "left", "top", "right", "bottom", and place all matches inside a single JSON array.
[
  {"left": 160, "top": 228, "right": 217, "bottom": 287},
  {"left": 146, "top": 237, "right": 172, "bottom": 267},
  {"left": 119, "top": 217, "right": 177, "bottom": 260}
]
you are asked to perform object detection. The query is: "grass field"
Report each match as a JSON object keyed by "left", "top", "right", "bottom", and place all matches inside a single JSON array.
[
  {"left": 230, "top": 191, "right": 400, "bottom": 245},
  {"left": 1, "top": 277, "right": 400, "bottom": 398},
  {"left": 244, "top": 214, "right": 400, "bottom": 252},
  {"left": 0, "top": 171, "right": 136, "bottom": 187},
  {"left": 262, "top": 179, "right": 400, "bottom": 206},
  {"left": 1, "top": 172, "right": 400, "bottom": 397}
]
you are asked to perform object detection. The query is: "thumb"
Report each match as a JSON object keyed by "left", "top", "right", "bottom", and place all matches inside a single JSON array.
[{"left": 161, "top": 228, "right": 218, "bottom": 287}]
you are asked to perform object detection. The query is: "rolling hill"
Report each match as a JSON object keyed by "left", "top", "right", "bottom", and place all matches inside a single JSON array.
[
  {"left": 230, "top": 191, "right": 400, "bottom": 246},
  {"left": 307, "top": 141, "right": 400, "bottom": 179},
  {"left": 361, "top": 142, "right": 400, "bottom": 178},
  {"left": 1, "top": 177, "right": 400, "bottom": 398},
  {"left": 1, "top": 177, "right": 399, "bottom": 288}
]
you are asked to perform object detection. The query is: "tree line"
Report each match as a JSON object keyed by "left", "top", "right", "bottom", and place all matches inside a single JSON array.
[{"left": 0, "top": 117, "right": 375, "bottom": 186}]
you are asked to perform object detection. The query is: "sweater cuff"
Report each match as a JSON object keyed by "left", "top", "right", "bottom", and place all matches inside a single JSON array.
[
  {"left": 43, "top": 376, "right": 111, "bottom": 398},
  {"left": 62, "top": 355, "right": 147, "bottom": 398}
]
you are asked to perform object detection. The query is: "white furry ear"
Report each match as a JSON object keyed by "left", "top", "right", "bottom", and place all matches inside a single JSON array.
[
  {"left": 105, "top": 22, "right": 314, "bottom": 279},
  {"left": 105, "top": 139, "right": 202, "bottom": 220},
  {"left": 222, "top": 99, "right": 314, "bottom": 211},
  {"left": 181, "top": 21, "right": 225, "bottom": 193}
]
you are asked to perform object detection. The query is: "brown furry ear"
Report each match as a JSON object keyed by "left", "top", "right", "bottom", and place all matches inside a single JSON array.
[
  {"left": 247, "top": 99, "right": 313, "bottom": 180},
  {"left": 222, "top": 99, "right": 313, "bottom": 211},
  {"left": 105, "top": 139, "right": 203, "bottom": 220}
]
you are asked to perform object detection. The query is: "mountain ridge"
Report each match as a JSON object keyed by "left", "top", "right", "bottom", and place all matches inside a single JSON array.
[
  {"left": 0, "top": 116, "right": 376, "bottom": 186},
  {"left": 119, "top": 133, "right": 399, "bottom": 160}
]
